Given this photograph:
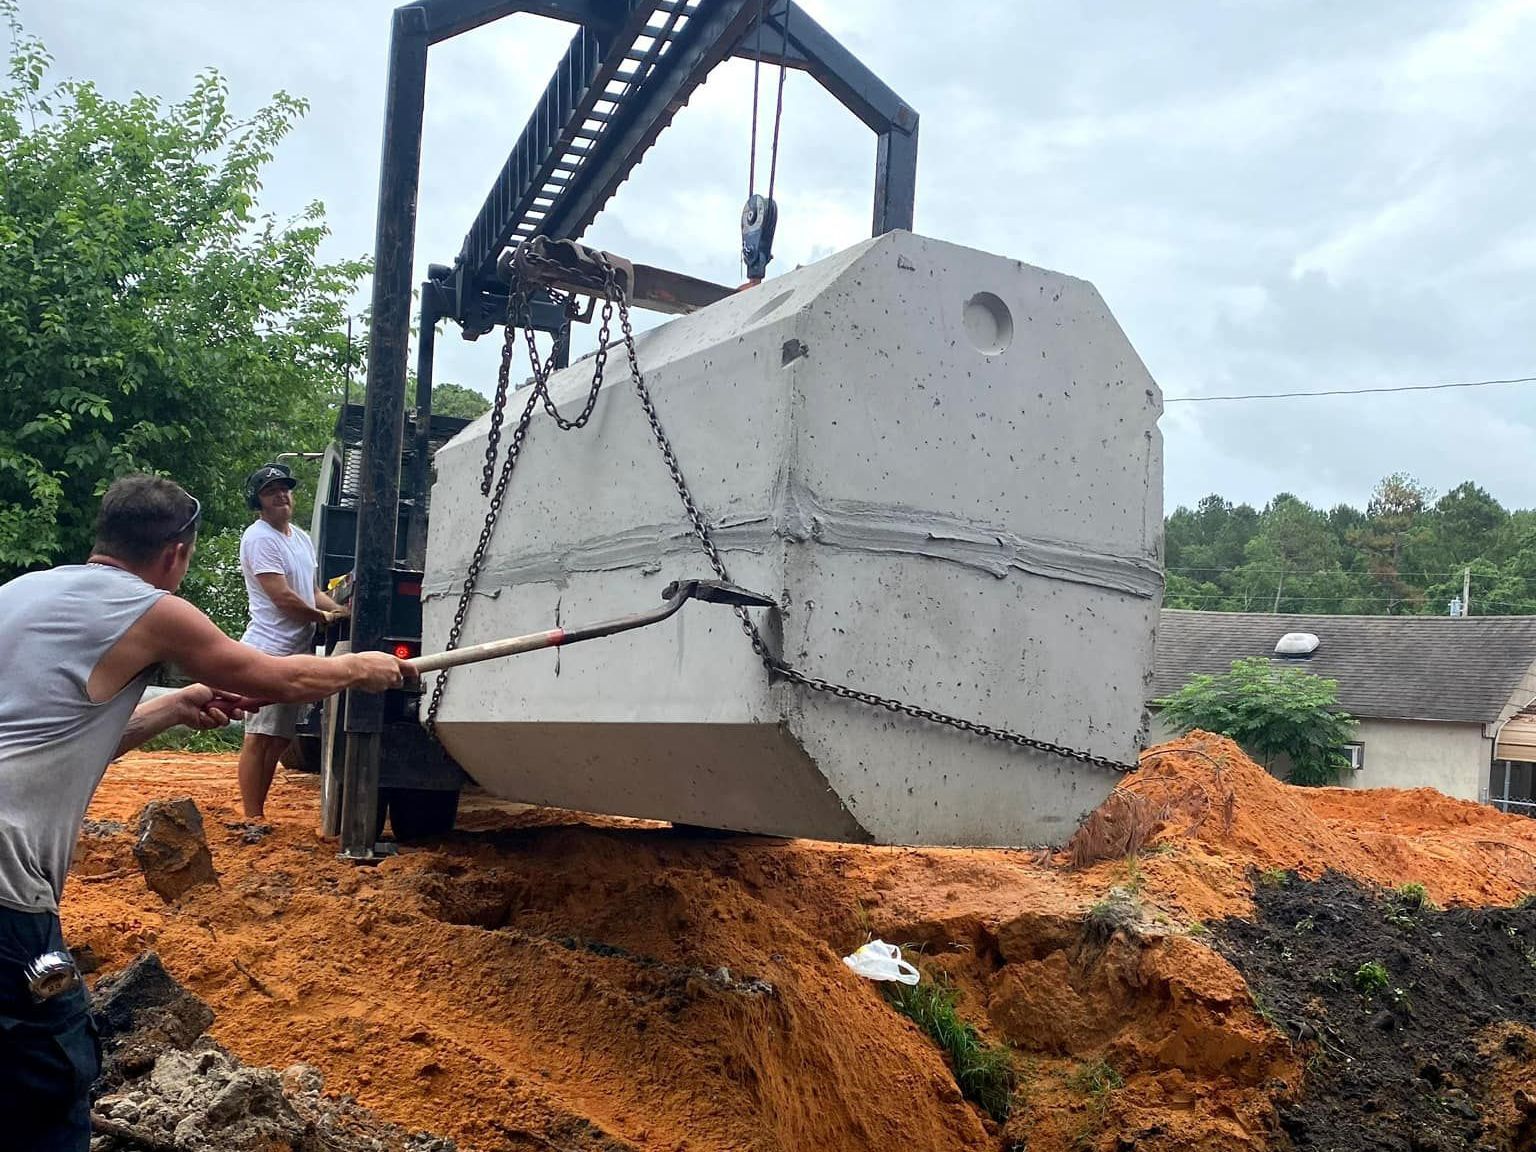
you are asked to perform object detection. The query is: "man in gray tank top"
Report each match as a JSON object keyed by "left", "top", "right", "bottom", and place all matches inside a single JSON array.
[{"left": 0, "top": 475, "right": 409, "bottom": 1151}]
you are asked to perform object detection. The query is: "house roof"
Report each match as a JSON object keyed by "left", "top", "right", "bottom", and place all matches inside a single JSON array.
[{"left": 1153, "top": 611, "right": 1536, "bottom": 725}]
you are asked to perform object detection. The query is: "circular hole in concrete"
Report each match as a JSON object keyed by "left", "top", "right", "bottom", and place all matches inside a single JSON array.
[
  {"left": 962, "top": 291, "right": 1014, "bottom": 355},
  {"left": 748, "top": 288, "right": 796, "bottom": 324}
]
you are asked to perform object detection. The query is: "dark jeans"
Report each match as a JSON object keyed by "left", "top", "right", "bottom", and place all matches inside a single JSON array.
[{"left": 0, "top": 905, "right": 97, "bottom": 1152}]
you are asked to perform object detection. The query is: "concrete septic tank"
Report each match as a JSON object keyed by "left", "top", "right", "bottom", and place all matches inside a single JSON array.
[{"left": 420, "top": 231, "right": 1163, "bottom": 846}]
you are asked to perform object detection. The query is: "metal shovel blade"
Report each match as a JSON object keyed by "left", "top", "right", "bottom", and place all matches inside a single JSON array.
[{"left": 663, "top": 579, "right": 777, "bottom": 609}]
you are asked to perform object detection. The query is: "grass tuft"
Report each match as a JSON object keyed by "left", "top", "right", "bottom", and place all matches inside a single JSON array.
[
  {"left": 1352, "top": 960, "right": 1390, "bottom": 994},
  {"left": 1391, "top": 882, "right": 1437, "bottom": 912},
  {"left": 884, "top": 974, "right": 1016, "bottom": 1123},
  {"left": 1083, "top": 889, "right": 1142, "bottom": 945},
  {"left": 1068, "top": 1058, "right": 1124, "bottom": 1099}
]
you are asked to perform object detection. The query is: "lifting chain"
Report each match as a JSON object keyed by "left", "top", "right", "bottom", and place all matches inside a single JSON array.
[
  {"left": 428, "top": 251, "right": 1136, "bottom": 775},
  {"left": 428, "top": 272, "right": 612, "bottom": 732}
]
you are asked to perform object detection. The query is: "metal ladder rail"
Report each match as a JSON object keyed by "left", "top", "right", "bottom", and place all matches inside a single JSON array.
[{"left": 458, "top": 0, "right": 710, "bottom": 286}]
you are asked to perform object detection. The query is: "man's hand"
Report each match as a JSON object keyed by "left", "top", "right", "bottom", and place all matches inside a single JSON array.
[
  {"left": 167, "top": 684, "right": 259, "bottom": 730},
  {"left": 115, "top": 684, "right": 262, "bottom": 758},
  {"left": 347, "top": 652, "right": 411, "bottom": 693}
]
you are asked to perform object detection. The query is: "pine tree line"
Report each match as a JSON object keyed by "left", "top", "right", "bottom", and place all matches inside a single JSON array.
[{"left": 1165, "top": 473, "right": 1536, "bottom": 616}]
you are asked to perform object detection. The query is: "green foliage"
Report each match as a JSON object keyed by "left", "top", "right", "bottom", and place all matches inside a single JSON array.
[
  {"left": 884, "top": 974, "right": 1017, "bottom": 1123},
  {"left": 1353, "top": 960, "right": 1390, "bottom": 994},
  {"left": 1156, "top": 657, "right": 1357, "bottom": 786},
  {"left": 1391, "top": 882, "right": 1436, "bottom": 913},
  {"left": 140, "top": 723, "right": 242, "bottom": 752},
  {"left": 176, "top": 527, "right": 247, "bottom": 638},
  {"left": 1164, "top": 473, "right": 1536, "bottom": 616},
  {"left": 0, "top": 6, "right": 365, "bottom": 578},
  {"left": 1068, "top": 1057, "right": 1123, "bottom": 1146},
  {"left": 430, "top": 382, "right": 492, "bottom": 421},
  {"left": 1258, "top": 867, "right": 1291, "bottom": 889}
]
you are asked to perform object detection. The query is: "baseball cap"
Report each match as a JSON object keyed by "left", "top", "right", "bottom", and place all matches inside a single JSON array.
[{"left": 245, "top": 462, "right": 297, "bottom": 508}]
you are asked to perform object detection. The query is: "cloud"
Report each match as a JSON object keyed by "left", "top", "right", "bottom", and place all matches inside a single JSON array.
[{"left": 25, "top": 0, "right": 1536, "bottom": 516}]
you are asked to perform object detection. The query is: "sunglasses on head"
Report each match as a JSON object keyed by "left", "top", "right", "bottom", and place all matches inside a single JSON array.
[{"left": 165, "top": 494, "right": 201, "bottom": 541}]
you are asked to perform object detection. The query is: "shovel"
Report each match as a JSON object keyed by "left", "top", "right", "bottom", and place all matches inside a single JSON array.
[{"left": 405, "top": 579, "right": 777, "bottom": 675}]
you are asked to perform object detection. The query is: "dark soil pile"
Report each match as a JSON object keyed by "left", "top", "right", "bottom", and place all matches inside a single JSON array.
[{"left": 1217, "top": 872, "right": 1536, "bottom": 1151}]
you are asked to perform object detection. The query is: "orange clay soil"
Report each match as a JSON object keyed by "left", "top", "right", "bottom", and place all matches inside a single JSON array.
[{"left": 64, "top": 733, "right": 1536, "bottom": 1152}]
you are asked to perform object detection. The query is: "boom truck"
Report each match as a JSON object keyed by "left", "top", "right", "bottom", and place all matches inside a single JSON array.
[{"left": 321, "top": 0, "right": 1163, "bottom": 860}]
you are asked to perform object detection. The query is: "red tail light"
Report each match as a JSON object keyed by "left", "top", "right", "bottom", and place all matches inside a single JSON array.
[
  {"left": 393, "top": 642, "right": 418, "bottom": 660},
  {"left": 395, "top": 580, "right": 422, "bottom": 598}
]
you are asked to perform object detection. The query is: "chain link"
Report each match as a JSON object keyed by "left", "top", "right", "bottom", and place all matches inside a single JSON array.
[
  {"left": 430, "top": 246, "right": 1135, "bottom": 773},
  {"left": 426, "top": 276, "right": 606, "bottom": 733}
]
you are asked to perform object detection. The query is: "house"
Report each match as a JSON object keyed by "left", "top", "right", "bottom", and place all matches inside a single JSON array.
[{"left": 1150, "top": 610, "right": 1536, "bottom": 812}]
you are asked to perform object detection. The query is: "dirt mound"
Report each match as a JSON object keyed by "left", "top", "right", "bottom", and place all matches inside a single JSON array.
[
  {"left": 90, "top": 950, "right": 453, "bottom": 1152},
  {"left": 1217, "top": 872, "right": 1536, "bottom": 1152},
  {"left": 1069, "top": 733, "right": 1536, "bottom": 915},
  {"left": 63, "top": 743, "right": 1536, "bottom": 1152}
]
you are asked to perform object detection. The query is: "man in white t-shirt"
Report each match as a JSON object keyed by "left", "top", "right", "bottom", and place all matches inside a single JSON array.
[{"left": 237, "top": 462, "right": 347, "bottom": 818}]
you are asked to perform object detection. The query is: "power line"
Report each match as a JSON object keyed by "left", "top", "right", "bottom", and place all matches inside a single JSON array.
[
  {"left": 1168, "top": 566, "right": 1489, "bottom": 579},
  {"left": 1163, "top": 374, "right": 1536, "bottom": 404},
  {"left": 1170, "top": 592, "right": 1536, "bottom": 606}
]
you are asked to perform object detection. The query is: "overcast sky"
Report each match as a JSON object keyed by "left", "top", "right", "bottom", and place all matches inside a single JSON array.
[{"left": 25, "top": 1, "right": 1536, "bottom": 514}]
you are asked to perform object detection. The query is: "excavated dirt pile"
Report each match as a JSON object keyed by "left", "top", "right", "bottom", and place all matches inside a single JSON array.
[{"left": 64, "top": 733, "right": 1536, "bottom": 1152}]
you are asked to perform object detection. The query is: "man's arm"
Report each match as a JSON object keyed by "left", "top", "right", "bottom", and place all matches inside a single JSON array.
[
  {"left": 114, "top": 685, "right": 252, "bottom": 759},
  {"left": 315, "top": 587, "right": 346, "bottom": 617},
  {"left": 124, "top": 596, "right": 406, "bottom": 703},
  {"left": 255, "top": 572, "right": 329, "bottom": 628}
]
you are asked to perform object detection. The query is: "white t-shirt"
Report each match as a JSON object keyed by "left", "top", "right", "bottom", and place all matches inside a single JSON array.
[{"left": 239, "top": 518, "right": 319, "bottom": 656}]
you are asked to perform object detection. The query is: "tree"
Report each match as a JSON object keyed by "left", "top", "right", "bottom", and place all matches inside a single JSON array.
[
  {"left": 1165, "top": 495, "right": 1260, "bottom": 580},
  {"left": 1156, "top": 657, "right": 1357, "bottom": 786},
  {"left": 1350, "top": 473, "right": 1434, "bottom": 613},
  {"left": 0, "top": 6, "right": 366, "bottom": 578},
  {"left": 175, "top": 527, "right": 247, "bottom": 638},
  {"left": 431, "top": 382, "right": 492, "bottom": 421},
  {"left": 1234, "top": 493, "right": 1339, "bottom": 611}
]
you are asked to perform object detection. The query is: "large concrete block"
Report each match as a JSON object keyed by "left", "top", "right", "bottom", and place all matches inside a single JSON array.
[{"left": 421, "top": 231, "right": 1162, "bottom": 845}]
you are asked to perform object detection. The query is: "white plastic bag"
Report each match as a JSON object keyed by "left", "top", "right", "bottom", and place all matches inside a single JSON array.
[{"left": 841, "top": 939, "right": 920, "bottom": 985}]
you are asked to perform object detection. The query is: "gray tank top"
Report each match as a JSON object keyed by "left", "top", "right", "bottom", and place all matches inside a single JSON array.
[{"left": 0, "top": 564, "right": 165, "bottom": 912}]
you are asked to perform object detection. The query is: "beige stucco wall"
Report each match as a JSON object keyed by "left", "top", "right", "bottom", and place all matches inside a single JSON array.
[
  {"left": 1148, "top": 714, "right": 1490, "bottom": 800},
  {"left": 1346, "top": 719, "right": 1489, "bottom": 799}
]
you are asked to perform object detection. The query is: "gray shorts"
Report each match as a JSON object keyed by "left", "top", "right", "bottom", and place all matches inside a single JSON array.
[{"left": 244, "top": 700, "right": 304, "bottom": 740}]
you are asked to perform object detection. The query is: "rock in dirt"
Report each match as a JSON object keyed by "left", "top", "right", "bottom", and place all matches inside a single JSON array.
[
  {"left": 90, "top": 952, "right": 453, "bottom": 1152},
  {"left": 133, "top": 797, "right": 217, "bottom": 901},
  {"left": 93, "top": 951, "right": 216, "bottom": 1090}
]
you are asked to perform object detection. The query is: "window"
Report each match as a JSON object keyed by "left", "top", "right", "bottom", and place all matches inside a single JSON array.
[{"left": 1342, "top": 742, "right": 1365, "bottom": 772}]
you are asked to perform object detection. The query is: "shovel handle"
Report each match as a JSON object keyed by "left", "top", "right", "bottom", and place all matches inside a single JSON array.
[
  {"left": 406, "top": 628, "right": 566, "bottom": 675},
  {"left": 404, "top": 585, "right": 694, "bottom": 676},
  {"left": 402, "top": 580, "right": 775, "bottom": 678}
]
